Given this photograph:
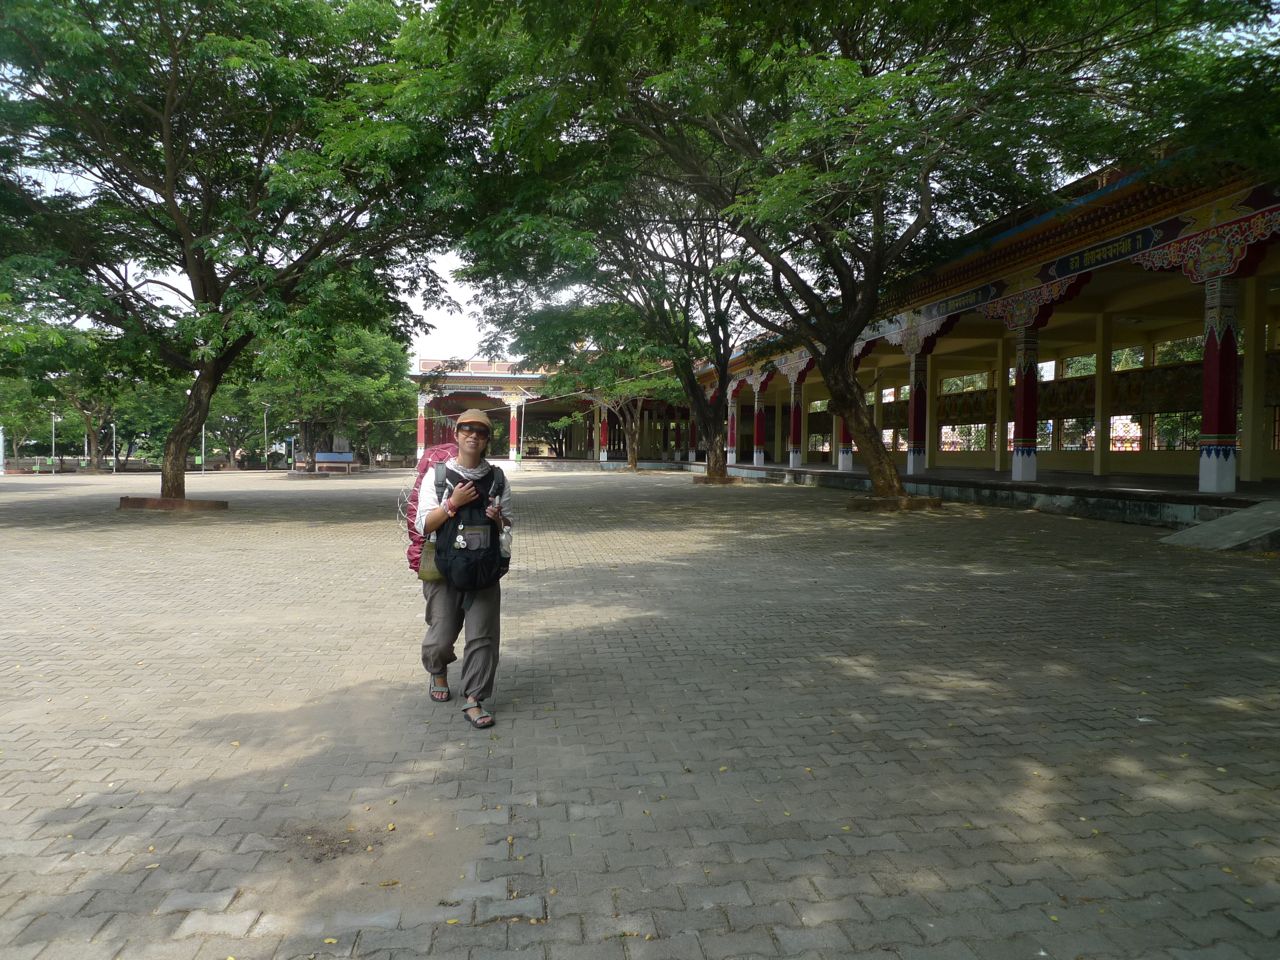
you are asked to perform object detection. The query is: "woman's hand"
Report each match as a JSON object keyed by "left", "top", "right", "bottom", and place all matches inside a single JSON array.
[
  {"left": 485, "top": 498, "right": 504, "bottom": 524},
  {"left": 449, "top": 480, "right": 480, "bottom": 511}
]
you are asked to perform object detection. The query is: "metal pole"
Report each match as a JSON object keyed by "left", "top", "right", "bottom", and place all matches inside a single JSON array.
[
  {"left": 51, "top": 414, "right": 56, "bottom": 474},
  {"left": 517, "top": 401, "right": 525, "bottom": 460},
  {"left": 112, "top": 423, "right": 117, "bottom": 473},
  {"left": 201, "top": 425, "right": 206, "bottom": 475},
  {"left": 263, "top": 406, "right": 269, "bottom": 470},
  {"left": 0, "top": 425, "right": 6, "bottom": 475}
]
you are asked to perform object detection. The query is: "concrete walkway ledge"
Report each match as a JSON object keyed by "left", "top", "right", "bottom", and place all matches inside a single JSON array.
[
  {"left": 847, "top": 494, "right": 942, "bottom": 512},
  {"left": 118, "top": 496, "right": 229, "bottom": 511}
]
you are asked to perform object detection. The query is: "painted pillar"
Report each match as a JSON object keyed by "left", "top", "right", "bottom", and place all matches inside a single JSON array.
[
  {"left": 1239, "top": 277, "right": 1268, "bottom": 483},
  {"left": 662, "top": 409, "right": 671, "bottom": 461},
  {"left": 994, "top": 337, "right": 1010, "bottom": 472},
  {"left": 596, "top": 405, "right": 606, "bottom": 462},
  {"left": 1093, "top": 314, "right": 1112, "bottom": 476},
  {"left": 788, "top": 381, "right": 803, "bottom": 469},
  {"left": 925, "top": 353, "right": 940, "bottom": 470},
  {"left": 752, "top": 393, "right": 765, "bottom": 466},
  {"left": 872, "top": 381, "right": 884, "bottom": 451},
  {"left": 673, "top": 412, "right": 682, "bottom": 463},
  {"left": 509, "top": 402, "right": 521, "bottom": 460},
  {"left": 837, "top": 415, "right": 854, "bottom": 472},
  {"left": 727, "top": 401, "right": 738, "bottom": 466},
  {"left": 1011, "top": 326, "right": 1040, "bottom": 482},
  {"left": 906, "top": 354, "right": 928, "bottom": 475},
  {"left": 416, "top": 393, "right": 427, "bottom": 459},
  {"left": 1199, "top": 277, "right": 1240, "bottom": 493},
  {"left": 687, "top": 410, "right": 698, "bottom": 462}
]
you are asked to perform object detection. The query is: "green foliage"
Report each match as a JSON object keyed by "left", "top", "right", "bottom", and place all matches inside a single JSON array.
[
  {"left": 251, "top": 324, "right": 417, "bottom": 464},
  {"left": 0, "top": 0, "right": 456, "bottom": 492}
]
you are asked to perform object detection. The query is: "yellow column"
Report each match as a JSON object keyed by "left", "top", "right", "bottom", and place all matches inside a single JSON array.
[
  {"left": 1093, "top": 314, "right": 1112, "bottom": 476},
  {"left": 925, "top": 353, "right": 940, "bottom": 469},
  {"left": 1240, "top": 277, "right": 1268, "bottom": 482},
  {"left": 799, "top": 382, "right": 810, "bottom": 465}
]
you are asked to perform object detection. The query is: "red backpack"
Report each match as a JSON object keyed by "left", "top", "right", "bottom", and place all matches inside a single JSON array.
[{"left": 403, "top": 443, "right": 458, "bottom": 573}]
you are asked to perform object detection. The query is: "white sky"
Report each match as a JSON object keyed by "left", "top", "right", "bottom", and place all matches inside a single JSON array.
[{"left": 409, "top": 253, "right": 491, "bottom": 366}]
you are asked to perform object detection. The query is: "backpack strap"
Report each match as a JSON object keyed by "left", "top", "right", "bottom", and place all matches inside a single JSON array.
[
  {"left": 489, "top": 466, "right": 505, "bottom": 500},
  {"left": 434, "top": 462, "right": 448, "bottom": 503}
]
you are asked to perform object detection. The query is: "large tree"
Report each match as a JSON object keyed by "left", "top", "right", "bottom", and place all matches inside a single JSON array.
[
  {"left": 0, "top": 0, "right": 455, "bottom": 497},
  {"left": 466, "top": 164, "right": 759, "bottom": 477},
  {"left": 441, "top": 0, "right": 1280, "bottom": 496}
]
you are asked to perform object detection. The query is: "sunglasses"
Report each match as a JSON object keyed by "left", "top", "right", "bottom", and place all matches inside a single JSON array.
[{"left": 457, "top": 424, "right": 490, "bottom": 437}]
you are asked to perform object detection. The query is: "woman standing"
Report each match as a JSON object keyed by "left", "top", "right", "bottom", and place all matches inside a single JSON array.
[{"left": 413, "top": 409, "right": 513, "bottom": 729}]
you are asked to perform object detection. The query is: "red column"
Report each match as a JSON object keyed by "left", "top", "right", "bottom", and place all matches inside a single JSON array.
[
  {"left": 753, "top": 399, "right": 765, "bottom": 454},
  {"left": 1011, "top": 328, "right": 1039, "bottom": 481},
  {"left": 509, "top": 404, "right": 520, "bottom": 458},
  {"left": 688, "top": 412, "right": 697, "bottom": 449},
  {"left": 599, "top": 411, "right": 609, "bottom": 451},
  {"left": 416, "top": 398, "right": 426, "bottom": 455},
  {"left": 789, "top": 398, "right": 802, "bottom": 453}
]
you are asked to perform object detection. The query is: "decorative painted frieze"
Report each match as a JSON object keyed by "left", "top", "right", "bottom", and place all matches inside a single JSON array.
[{"left": 1134, "top": 203, "right": 1280, "bottom": 282}]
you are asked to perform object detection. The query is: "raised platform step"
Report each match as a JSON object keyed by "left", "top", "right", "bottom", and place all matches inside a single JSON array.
[{"left": 1160, "top": 501, "right": 1280, "bottom": 551}]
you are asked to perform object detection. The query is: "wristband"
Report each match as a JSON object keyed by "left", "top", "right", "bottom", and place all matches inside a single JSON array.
[{"left": 442, "top": 500, "right": 456, "bottom": 518}]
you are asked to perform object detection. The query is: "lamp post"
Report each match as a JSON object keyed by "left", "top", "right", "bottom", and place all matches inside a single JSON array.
[
  {"left": 51, "top": 413, "right": 60, "bottom": 474},
  {"left": 261, "top": 402, "right": 270, "bottom": 471},
  {"left": 111, "top": 423, "right": 117, "bottom": 474}
]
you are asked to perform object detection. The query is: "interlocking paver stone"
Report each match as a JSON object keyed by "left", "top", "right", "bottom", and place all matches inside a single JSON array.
[{"left": 1, "top": 470, "right": 1278, "bottom": 960}]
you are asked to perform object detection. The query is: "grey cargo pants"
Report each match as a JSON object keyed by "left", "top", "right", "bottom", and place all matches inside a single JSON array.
[{"left": 421, "top": 580, "right": 501, "bottom": 704}]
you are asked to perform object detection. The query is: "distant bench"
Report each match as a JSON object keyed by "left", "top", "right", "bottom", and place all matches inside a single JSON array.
[{"left": 314, "top": 451, "right": 358, "bottom": 474}]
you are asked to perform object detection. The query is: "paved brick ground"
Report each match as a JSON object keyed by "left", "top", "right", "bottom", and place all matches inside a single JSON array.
[{"left": 1, "top": 469, "right": 1278, "bottom": 960}]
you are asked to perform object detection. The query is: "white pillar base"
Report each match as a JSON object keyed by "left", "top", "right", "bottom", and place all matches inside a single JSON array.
[
  {"left": 838, "top": 447, "right": 853, "bottom": 472},
  {"left": 687, "top": 448, "right": 696, "bottom": 462},
  {"left": 416, "top": 445, "right": 424, "bottom": 460},
  {"left": 753, "top": 449, "right": 764, "bottom": 466},
  {"left": 727, "top": 450, "right": 737, "bottom": 466},
  {"left": 1011, "top": 452, "right": 1037, "bottom": 482},
  {"left": 789, "top": 449, "right": 802, "bottom": 469},
  {"left": 907, "top": 449, "right": 927, "bottom": 476},
  {"left": 599, "top": 450, "right": 608, "bottom": 463},
  {"left": 1199, "top": 449, "right": 1237, "bottom": 493}
]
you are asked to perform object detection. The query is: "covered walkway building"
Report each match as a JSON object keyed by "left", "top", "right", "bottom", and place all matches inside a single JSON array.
[{"left": 414, "top": 172, "right": 1280, "bottom": 498}]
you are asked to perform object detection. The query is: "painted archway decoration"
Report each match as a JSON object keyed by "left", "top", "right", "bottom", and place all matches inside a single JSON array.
[{"left": 977, "top": 273, "right": 1092, "bottom": 330}]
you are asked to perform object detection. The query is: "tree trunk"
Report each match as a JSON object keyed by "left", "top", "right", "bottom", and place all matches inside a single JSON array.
[
  {"left": 690, "top": 396, "right": 728, "bottom": 479},
  {"left": 824, "top": 363, "right": 907, "bottom": 498},
  {"left": 704, "top": 429, "right": 727, "bottom": 478},
  {"left": 160, "top": 375, "right": 217, "bottom": 498},
  {"left": 82, "top": 413, "right": 102, "bottom": 473},
  {"left": 622, "top": 412, "right": 641, "bottom": 470}
]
